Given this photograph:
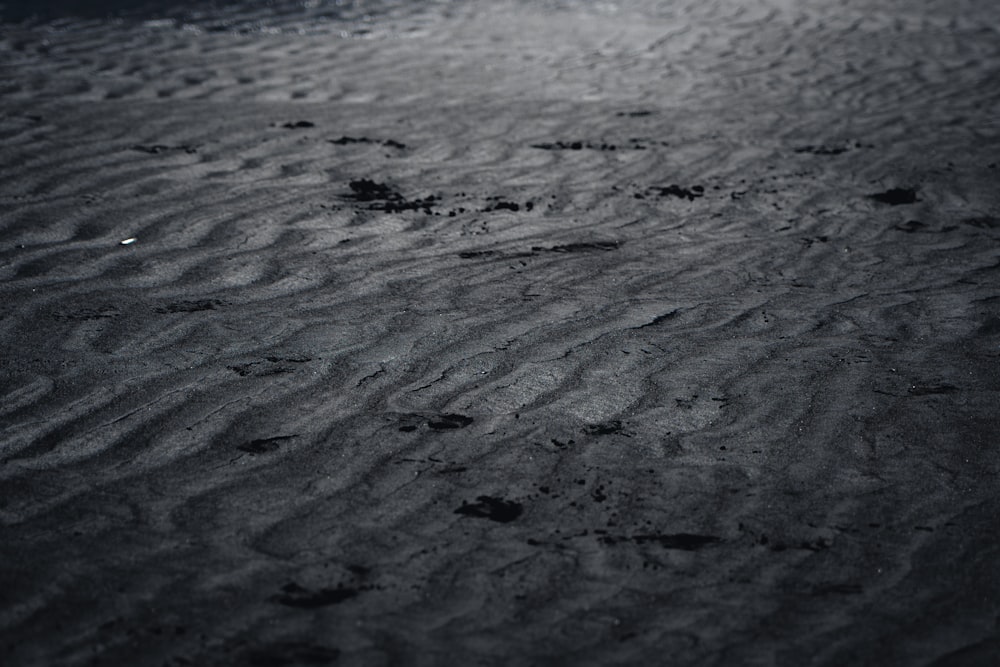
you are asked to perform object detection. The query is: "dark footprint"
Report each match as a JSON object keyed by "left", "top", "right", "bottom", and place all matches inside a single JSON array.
[
  {"left": 281, "top": 121, "right": 315, "bottom": 129},
  {"left": 455, "top": 496, "right": 523, "bottom": 523}
]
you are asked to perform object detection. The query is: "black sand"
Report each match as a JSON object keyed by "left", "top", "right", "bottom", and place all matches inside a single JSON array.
[{"left": 1, "top": 0, "right": 999, "bottom": 664}]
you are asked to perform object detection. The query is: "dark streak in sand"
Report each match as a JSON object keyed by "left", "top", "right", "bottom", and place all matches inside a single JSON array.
[
  {"left": 599, "top": 534, "right": 722, "bottom": 550},
  {"left": 532, "top": 241, "right": 622, "bottom": 253},
  {"left": 271, "top": 582, "right": 359, "bottom": 608},
  {"left": 869, "top": 187, "right": 919, "bottom": 205},
  {"left": 455, "top": 496, "right": 523, "bottom": 523},
  {"left": 793, "top": 142, "right": 871, "bottom": 155},
  {"left": 427, "top": 413, "right": 474, "bottom": 430},
  {"left": 398, "top": 413, "right": 474, "bottom": 432},
  {"left": 131, "top": 144, "right": 198, "bottom": 154},
  {"left": 329, "top": 136, "right": 406, "bottom": 149},
  {"left": 237, "top": 435, "right": 298, "bottom": 454},
  {"left": 908, "top": 384, "right": 959, "bottom": 396},
  {"left": 531, "top": 138, "right": 666, "bottom": 151},
  {"left": 457, "top": 250, "right": 499, "bottom": 259},
  {"left": 154, "top": 299, "right": 226, "bottom": 313},
  {"left": 582, "top": 420, "right": 633, "bottom": 437},
  {"left": 632, "top": 310, "right": 679, "bottom": 329},
  {"left": 51, "top": 305, "right": 121, "bottom": 321},
  {"left": 794, "top": 144, "right": 850, "bottom": 155},
  {"left": 228, "top": 357, "right": 310, "bottom": 377}
]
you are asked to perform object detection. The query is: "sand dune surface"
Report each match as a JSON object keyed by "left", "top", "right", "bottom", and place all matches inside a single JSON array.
[{"left": 1, "top": 0, "right": 999, "bottom": 664}]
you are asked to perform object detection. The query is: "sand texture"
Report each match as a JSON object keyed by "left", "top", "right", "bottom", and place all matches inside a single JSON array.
[{"left": 2, "top": 0, "right": 1000, "bottom": 664}]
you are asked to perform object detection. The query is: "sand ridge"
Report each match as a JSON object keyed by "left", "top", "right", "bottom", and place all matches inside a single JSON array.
[{"left": 1, "top": 0, "right": 999, "bottom": 664}]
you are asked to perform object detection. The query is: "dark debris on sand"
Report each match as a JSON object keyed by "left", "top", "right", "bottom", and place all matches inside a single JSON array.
[
  {"left": 582, "top": 420, "right": 633, "bottom": 436},
  {"left": 531, "top": 138, "right": 667, "bottom": 151},
  {"left": 154, "top": 299, "right": 226, "bottom": 314},
  {"left": 794, "top": 144, "right": 849, "bottom": 155},
  {"left": 480, "top": 198, "right": 533, "bottom": 213},
  {"left": 869, "top": 187, "right": 919, "bottom": 205},
  {"left": 131, "top": 144, "right": 198, "bottom": 154},
  {"left": 427, "top": 414, "right": 475, "bottom": 430},
  {"left": 644, "top": 184, "right": 705, "bottom": 201},
  {"left": 329, "top": 136, "right": 406, "bottom": 149},
  {"left": 344, "top": 179, "right": 439, "bottom": 213},
  {"left": 455, "top": 496, "right": 523, "bottom": 523},
  {"left": 793, "top": 141, "right": 872, "bottom": 155}
]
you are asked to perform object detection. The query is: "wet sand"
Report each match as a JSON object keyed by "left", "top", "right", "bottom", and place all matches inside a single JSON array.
[{"left": 2, "top": 0, "right": 999, "bottom": 664}]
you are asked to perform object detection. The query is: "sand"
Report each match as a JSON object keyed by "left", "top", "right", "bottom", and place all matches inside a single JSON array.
[{"left": 1, "top": 0, "right": 999, "bottom": 664}]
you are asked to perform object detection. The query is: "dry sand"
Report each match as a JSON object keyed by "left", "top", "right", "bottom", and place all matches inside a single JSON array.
[{"left": 1, "top": 0, "right": 999, "bottom": 664}]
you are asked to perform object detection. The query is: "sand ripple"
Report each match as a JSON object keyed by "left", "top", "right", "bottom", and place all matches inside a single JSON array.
[{"left": 2, "top": 0, "right": 999, "bottom": 664}]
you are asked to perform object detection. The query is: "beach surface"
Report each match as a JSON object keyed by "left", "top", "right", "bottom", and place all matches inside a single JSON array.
[{"left": 1, "top": 0, "right": 999, "bottom": 664}]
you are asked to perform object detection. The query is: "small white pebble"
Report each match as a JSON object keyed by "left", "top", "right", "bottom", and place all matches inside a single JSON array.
[{"left": 120, "top": 238, "right": 137, "bottom": 245}]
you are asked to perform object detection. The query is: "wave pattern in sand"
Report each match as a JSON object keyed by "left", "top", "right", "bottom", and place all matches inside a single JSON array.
[{"left": 2, "top": 0, "right": 1000, "bottom": 664}]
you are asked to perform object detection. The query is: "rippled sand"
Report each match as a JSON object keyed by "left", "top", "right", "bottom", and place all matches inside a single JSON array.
[{"left": 2, "top": 1, "right": 999, "bottom": 664}]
